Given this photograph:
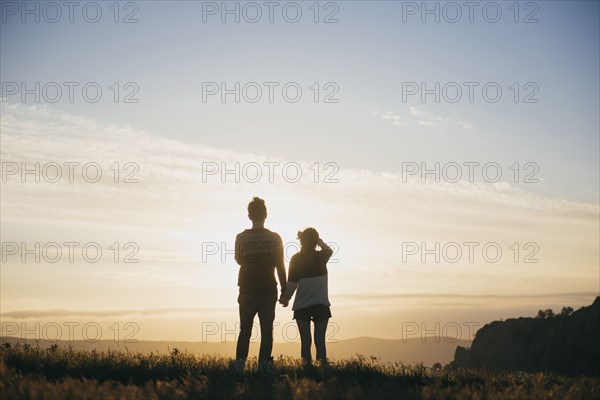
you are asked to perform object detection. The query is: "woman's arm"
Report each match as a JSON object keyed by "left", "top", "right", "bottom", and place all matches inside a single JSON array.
[
  {"left": 317, "top": 238, "right": 334, "bottom": 263},
  {"left": 279, "top": 281, "right": 297, "bottom": 307},
  {"left": 279, "top": 256, "right": 299, "bottom": 307}
]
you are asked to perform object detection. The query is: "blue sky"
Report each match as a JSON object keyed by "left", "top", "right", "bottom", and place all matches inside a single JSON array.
[{"left": 2, "top": 1, "right": 598, "bottom": 200}]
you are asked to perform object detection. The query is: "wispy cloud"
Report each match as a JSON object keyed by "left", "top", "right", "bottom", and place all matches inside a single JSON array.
[
  {"left": 1, "top": 103, "right": 598, "bottom": 323},
  {"left": 337, "top": 291, "right": 599, "bottom": 301},
  {"left": 0, "top": 307, "right": 228, "bottom": 319},
  {"left": 374, "top": 107, "right": 474, "bottom": 131}
]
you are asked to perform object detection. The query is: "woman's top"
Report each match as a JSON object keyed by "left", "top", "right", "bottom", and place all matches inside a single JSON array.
[{"left": 281, "top": 240, "right": 333, "bottom": 310}]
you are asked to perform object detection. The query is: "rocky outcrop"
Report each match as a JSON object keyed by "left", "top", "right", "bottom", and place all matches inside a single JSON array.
[{"left": 450, "top": 297, "right": 600, "bottom": 375}]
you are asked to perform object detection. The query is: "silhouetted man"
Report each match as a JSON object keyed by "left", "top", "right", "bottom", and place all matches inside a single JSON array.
[{"left": 235, "top": 197, "right": 286, "bottom": 365}]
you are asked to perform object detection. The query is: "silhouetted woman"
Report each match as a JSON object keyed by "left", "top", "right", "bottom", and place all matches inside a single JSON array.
[{"left": 280, "top": 228, "right": 333, "bottom": 364}]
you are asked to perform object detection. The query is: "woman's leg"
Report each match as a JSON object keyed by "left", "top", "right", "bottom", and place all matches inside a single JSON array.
[
  {"left": 296, "top": 319, "right": 312, "bottom": 362},
  {"left": 314, "top": 318, "right": 329, "bottom": 363}
]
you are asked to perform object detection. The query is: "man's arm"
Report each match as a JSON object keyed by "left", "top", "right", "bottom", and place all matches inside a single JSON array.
[
  {"left": 275, "top": 235, "right": 286, "bottom": 294},
  {"left": 235, "top": 234, "right": 242, "bottom": 265}
]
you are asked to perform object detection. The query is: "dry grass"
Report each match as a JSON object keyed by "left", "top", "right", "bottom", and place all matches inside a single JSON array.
[{"left": 1, "top": 342, "right": 598, "bottom": 399}]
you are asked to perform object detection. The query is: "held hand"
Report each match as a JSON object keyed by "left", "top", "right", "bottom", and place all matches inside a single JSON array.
[{"left": 278, "top": 296, "right": 289, "bottom": 308}]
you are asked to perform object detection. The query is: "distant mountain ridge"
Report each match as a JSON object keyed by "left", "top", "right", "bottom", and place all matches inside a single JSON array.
[
  {"left": 1, "top": 336, "right": 470, "bottom": 366},
  {"left": 451, "top": 297, "right": 600, "bottom": 375}
]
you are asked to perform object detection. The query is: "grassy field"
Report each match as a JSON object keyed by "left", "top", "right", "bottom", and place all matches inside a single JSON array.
[{"left": 1, "top": 343, "right": 598, "bottom": 399}]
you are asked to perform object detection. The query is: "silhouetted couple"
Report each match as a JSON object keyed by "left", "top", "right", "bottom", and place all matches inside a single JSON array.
[{"left": 234, "top": 197, "right": 333, "bottom": 367}]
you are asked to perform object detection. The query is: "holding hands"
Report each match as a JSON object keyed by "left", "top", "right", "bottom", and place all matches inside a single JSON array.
[{"left": 279, "top": 295, "right": 289, "bottom": 307}]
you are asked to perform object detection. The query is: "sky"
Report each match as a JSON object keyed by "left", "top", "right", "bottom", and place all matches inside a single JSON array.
[{"left": 0, "top": 1, "right": 599, "bottom": 344}]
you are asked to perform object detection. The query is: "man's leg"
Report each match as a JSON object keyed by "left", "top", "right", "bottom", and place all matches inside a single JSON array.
[
  {"left": 236, "top": 294, "right": 257, "bottom": 361},
  {"left": 314, "top": 318, "right": 329, "bottom": 363},
  {"left": 296, "top": 318, "right": 312, "bottom": 363},
  {"left": 257, "top": 294, "right": 277, "bottom": 363}
]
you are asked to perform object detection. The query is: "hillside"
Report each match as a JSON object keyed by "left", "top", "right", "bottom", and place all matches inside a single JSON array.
[{"left": 451, "top": 296, "right": 600, "bottom": 375}]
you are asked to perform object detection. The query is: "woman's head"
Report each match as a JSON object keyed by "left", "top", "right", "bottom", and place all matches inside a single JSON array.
[{"left": 297, "top": 227, "right": 319, "bottom": 249}]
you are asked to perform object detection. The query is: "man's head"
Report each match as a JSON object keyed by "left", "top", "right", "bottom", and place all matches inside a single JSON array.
[{"left": 247, "top": 197, "right": 267, "bottom": 222}]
